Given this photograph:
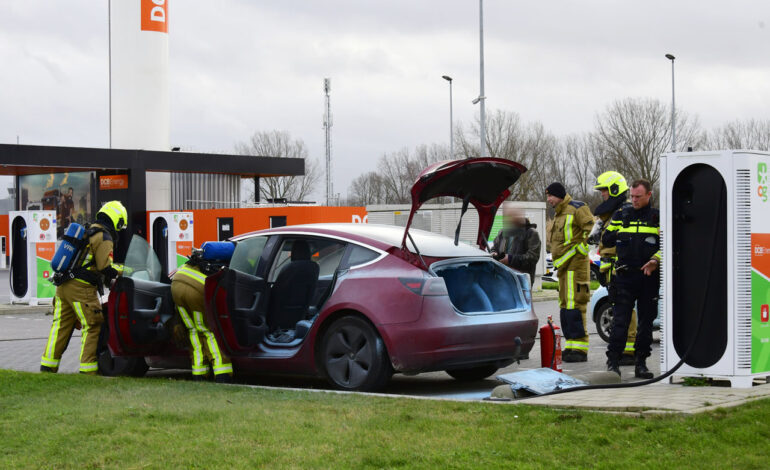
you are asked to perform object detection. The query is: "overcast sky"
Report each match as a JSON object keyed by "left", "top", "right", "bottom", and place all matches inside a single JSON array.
[{"left": 1, "top": 1, "right": 768, "bottom": 201}]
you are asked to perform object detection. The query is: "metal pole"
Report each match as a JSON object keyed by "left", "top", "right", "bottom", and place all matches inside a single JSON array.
[
  {"left": 324, "top": 78, "right": 333, "bottom": 206},
  {"left": 449, "top": 79, "right": 454, "bottom": 158},
  {"left": 479, "top": 0, "right": 487, "bottom": 158},
  {"left": 108, "top": 0, "right": 112, "bottom": 148},
  {"left": 670, "top": 58, "right": 676, "bottom": 153}
]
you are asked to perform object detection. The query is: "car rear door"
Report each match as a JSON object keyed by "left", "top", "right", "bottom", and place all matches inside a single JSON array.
[
  {"left": 206, "top": 235, "right": 273, "bottom": 354},
  {"left": 108, "top": 235, "right": 176, "bottom": 356}
]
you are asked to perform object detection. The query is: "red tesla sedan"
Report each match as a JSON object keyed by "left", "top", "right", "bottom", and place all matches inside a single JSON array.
[{"left": 101, "top": 157, "right": 538, "bottom": 391}]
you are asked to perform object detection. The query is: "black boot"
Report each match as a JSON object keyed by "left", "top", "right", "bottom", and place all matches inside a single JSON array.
[
  {"left": 214, "top": 374, "right": 232, "bottom": 384},
  {"left": 619, "top": 355, "right": 635, "bottom": 366},
  {"left": 634, "top": 360, "right": 654, "bottom": 379},
  {"left": 563, "top": 350, "right": 588, "bottom": 362},
  {"left": 606, "top": 358, "right": 621, "bottom": 376},
  {"left": 192, "top": 375, "right": 206, "bottom": 382},
  {"left": 40, "top": 365, "right": 56, "bottom": 373}
]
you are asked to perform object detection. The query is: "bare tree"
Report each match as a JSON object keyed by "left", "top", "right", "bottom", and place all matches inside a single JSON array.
[
  {"left": 561, "top": 133, "right": 603, "bottom": 206},
  {"left": 456, "top": 110, "right": 561, "bottom": 201},
  {"left": 592, "top": 98, "right": 704, "bottom": 190},
  {"left": 706, "top": 119, "right": 770, "bottom": 151},
  {"left": 235, "top": 130, "right": 321, "bottom": 202},
  {"left": 348, "top": 171, "right": 385, "bottom": 206}
]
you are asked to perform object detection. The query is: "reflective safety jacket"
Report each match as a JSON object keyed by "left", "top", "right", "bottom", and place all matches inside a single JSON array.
[
  {"left": 72, "top": 222, "right": 122, "bottom": 288},
  {"left": 171, "top": 263, "right": 207, "bottom": 297},
  {"left": 596, "top": 201, "right": 631, "bottom": 273},
  {"left": 602, "top": 203, "right": 661, "bottom": 270},
  {"left": 546, "top": 194, "right": 594, "bottom": 270}
]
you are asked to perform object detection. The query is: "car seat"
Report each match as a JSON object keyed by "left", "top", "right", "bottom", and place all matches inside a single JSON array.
[{"left": 266, "top": 240, "right": 320, "bottom": 331}]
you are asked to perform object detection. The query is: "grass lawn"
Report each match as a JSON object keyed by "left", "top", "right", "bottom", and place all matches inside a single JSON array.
[
  {"left": 1, "top": 370, "right": 768, "bottom": 469},
  {"left": 543, "top": 280, "right": 600, "bottom": 291}
]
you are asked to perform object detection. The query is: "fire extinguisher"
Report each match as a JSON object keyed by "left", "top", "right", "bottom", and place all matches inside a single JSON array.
[{"left": 540, "top": 315, "right": 562, "bottom": 372}]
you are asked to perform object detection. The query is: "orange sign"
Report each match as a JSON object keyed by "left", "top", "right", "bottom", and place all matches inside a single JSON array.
[
  {"left": 39, "top": 218, "right": 50, "bottom": 231},
  {"left": 752, "top": 233, "right": 770, "bottom": 279},
  {"left": 100, "top": 175, "right": 129, "bottom": 190},
  {"left": 141, "top": 0, "right": 168, "bottom": 33},
  {"left": 176, "top": 241, "right": 192, "bottom": 258},
  {"left": 179, "top": 219, "right": 189, "bottom": 231}
]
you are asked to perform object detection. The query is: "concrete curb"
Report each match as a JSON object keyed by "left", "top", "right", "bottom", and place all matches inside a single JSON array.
[{"left": 0, "top": 305, "right": 52, "bottom": 315}]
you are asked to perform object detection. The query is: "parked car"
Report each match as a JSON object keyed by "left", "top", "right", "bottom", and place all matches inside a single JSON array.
[
  {"left": 589, "top": 285, "right": 661, "bottom": 343},
  {"left": 101, "top": 157, "right": 538, "bottom": 391}
]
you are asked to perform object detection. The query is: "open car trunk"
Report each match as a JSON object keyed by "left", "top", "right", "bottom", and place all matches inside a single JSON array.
[
  {"left": 430, "top": 258, "right": 531, "bottom": 314},
  {"left": 402, "top": 157, "right": 527, "bottom": 251}
]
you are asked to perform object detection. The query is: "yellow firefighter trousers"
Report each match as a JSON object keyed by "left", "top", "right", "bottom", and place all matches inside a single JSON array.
[
  {"left": 170, "top": 281, "right": 233, "bottom": 377},
  {"left": 41, "top": 279, "right": 103, "bottom": 374},
  {"left": 557, "top": 254, "right": 590, "bottom": 354}
]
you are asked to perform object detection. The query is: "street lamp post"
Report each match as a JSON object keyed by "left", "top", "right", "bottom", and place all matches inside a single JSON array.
[
  {"left": 442, "top": 75, "right": 454, "bottom": 158},
  {"left": 665, "top": 53, "right": 676, "bottom": 153},
  {"left": 478, "top": 0, "right": 487, "bottom": 157}
]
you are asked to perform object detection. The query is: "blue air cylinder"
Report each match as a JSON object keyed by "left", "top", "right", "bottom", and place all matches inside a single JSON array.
[
  {"left": 51, "top": 223, "right": 86, "bottom": 273},
  {"left": 200, "top": 241, "right": 235, "bottom": 262}
]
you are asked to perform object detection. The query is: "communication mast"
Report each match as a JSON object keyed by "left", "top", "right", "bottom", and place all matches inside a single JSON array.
[{"left": 323, "top": 78, "right": 333, "bottom": 206}]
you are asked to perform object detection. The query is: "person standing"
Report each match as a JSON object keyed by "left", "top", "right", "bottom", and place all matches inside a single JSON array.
[
  {"left": 40, "top": 201, "right": 127, "bottom": 374},
  {"left": 491, "top": 204, "right": 541, "bottom": 286},
  {"left": 545, "top": 183, "right": 594, "bottom": 362},
  {"left": 171, "top": 258, "right": 233, "bottom": 383},
  {"left": 590, "top": 171, "right": 637, "bottom": 366},
  {"left": 602, "top": 178, "right": 660, "bottom": 378}
]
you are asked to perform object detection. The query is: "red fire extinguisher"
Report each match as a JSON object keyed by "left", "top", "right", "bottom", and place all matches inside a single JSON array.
[{"left": 540, "top": 315, "right": 562, "bottom": 372}]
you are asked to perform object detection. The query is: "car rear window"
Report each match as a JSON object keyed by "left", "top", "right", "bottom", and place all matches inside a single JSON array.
[{"left": 346, "top": 245, "right": 380, "bottom": 268}]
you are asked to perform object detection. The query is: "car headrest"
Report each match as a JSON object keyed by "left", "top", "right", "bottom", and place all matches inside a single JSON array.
[{"left": 291, "top": 240, "right": 311, "bottom": 261}]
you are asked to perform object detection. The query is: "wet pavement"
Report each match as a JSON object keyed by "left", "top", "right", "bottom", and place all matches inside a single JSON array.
[{"left": 0, "top": 295, "right": 659, "bottom": 401}]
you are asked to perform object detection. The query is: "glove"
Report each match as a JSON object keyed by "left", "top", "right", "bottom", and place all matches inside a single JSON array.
[{"left": 587, "top": 219, "right": 604, "bottom": 245}]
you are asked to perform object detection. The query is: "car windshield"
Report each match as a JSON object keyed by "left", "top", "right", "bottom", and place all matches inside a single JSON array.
[{"left": 123, "top": 235, "right": 163, "bottom": 282}]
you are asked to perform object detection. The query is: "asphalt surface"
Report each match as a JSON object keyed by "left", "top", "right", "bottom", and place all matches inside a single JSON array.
[{"left": 0, "top": 266, "right": 660, "bottom": 401}]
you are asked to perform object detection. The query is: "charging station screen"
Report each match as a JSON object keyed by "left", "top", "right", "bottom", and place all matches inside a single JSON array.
[{"left": 19, "top": 172, "right": 94, "bottom": 238}]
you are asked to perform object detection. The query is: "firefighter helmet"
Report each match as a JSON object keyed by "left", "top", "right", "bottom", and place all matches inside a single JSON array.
[
  {"left": 593, "top": 171, "right": 628, "bottom": 198},
  {"left": 98, "top": 201, "right": 128, "bottom": 231}
]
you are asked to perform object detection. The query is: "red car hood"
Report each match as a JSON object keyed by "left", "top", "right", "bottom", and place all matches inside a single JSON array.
[{"left": 401, "top": 157, "right": 527, "bottom": 251}]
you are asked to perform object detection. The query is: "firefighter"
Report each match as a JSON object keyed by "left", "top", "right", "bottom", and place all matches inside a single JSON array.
[
  {"left": 545, "top": 182, "right": 594, "bottom": 362},
  {"left": 590, "top": 171, "right": 638, "bottom": 366},
  {"left": 40, "top": 200, "right": 127, "bottom": 374},
  {"left": 171, "top": 257, "right": 233, "bottom": 383},
  {"left": 602, "top": 178, "right": 660, "bottom": 378}
]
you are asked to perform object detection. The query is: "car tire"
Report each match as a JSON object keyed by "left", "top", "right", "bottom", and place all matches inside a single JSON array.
[
  {"left": 595, "top": 301, "right": 613, "bottom": 344},
  {"left": 446, "top": 365, "right": 499, "bottom": 381},
  {"left": 320, "top": 315, "right": 392, "bottom": 392}
]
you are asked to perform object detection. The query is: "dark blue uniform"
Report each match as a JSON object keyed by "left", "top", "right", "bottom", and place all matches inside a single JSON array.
[{"left": 601, "top": 203, "right": 661, "bottom": 363}]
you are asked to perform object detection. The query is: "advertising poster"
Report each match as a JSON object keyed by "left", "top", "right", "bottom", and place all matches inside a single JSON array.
[
  {"left": 752, "top": 157, "right": 770, "bottom": 373},
  {"left": 19, "top": 172, "right": 94, "bottom": 237}
]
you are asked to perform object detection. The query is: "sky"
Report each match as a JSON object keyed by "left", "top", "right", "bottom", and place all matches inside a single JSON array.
[{"left": 0, "top": 1, "right": 768, "bottom": 201}]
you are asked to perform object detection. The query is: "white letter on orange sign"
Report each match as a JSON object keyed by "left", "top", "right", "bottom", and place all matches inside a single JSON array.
[{"left": 151, "top": 6, "right": 165, "bottom": 22}]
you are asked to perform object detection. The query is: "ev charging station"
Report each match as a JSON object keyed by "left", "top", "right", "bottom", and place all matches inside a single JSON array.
[
  {"left": 8, "top": 211, "right": 57, "bottom": 305},
  {"left": 661, "top": 150, "right": 770, "bottom": 387},
  {"left": 149, "top": 212, "right": 194, "bottom": 282}
]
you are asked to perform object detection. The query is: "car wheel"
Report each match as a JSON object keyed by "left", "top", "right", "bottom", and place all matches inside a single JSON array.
[
  {"left": 320, "top": 316, "right": 392, "bottom": 392},
  {"left": 595, "top": 301, "right": 613, "bottom": 343},
  {"left": 446, "top": 365, "right": 499, "bottom": 381}
]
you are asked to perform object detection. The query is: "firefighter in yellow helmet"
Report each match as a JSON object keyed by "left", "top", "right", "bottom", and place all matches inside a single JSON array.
[
  {"left": 545, "top": 182, "right": 594, "bottom": 362},
  {"left": 589, "top": 171, "right": 638, "bottom": 366},
  {"left": 40, "top": 200, "right": 127, "bottom": 374},
  {"left": 171, "top": 252, "right": 233, "bottom": 383}
]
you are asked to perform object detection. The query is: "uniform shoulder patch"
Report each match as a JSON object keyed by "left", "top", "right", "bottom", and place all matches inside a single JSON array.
[{"left": 568, "top": 200, "right": 586, "bottom": 209}]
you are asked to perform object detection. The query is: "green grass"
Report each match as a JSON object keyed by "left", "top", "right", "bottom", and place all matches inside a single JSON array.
[
  {"left": 543, "top": 280, "right": 600, "bottom": 291},
  {"left": 1, "top": 370, "right": 769, "bottom": 469}
]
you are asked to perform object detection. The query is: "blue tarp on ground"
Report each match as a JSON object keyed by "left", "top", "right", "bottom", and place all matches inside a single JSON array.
[{"left": 496, "top": 368, "right": 587, "bottom": 396}]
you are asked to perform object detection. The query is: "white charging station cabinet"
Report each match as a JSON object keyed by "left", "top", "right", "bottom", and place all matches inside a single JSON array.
[
  {"left": 149, "top": 212, "right": 194, "bottom": 281},
  {"left": 9, "top": 211, "right": 57, "bottom": 305},
  {"left": 660, "top": 150, "right": 770, "bottom": 387}
]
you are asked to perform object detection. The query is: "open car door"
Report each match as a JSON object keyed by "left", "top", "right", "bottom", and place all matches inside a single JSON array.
[
  {"left": 205, "top": 236, "right": 271, "bottom": 355},
  {"left": 401, "top": 157, "right": 526, "bottom": 250},
  {"left": 107, "top": 235, "right": 176, "bottom": 356}
]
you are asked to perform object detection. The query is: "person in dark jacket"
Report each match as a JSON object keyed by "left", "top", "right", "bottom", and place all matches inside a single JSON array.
[{"left": 491, "top": 204, "right": 541, "bottom": 286}]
